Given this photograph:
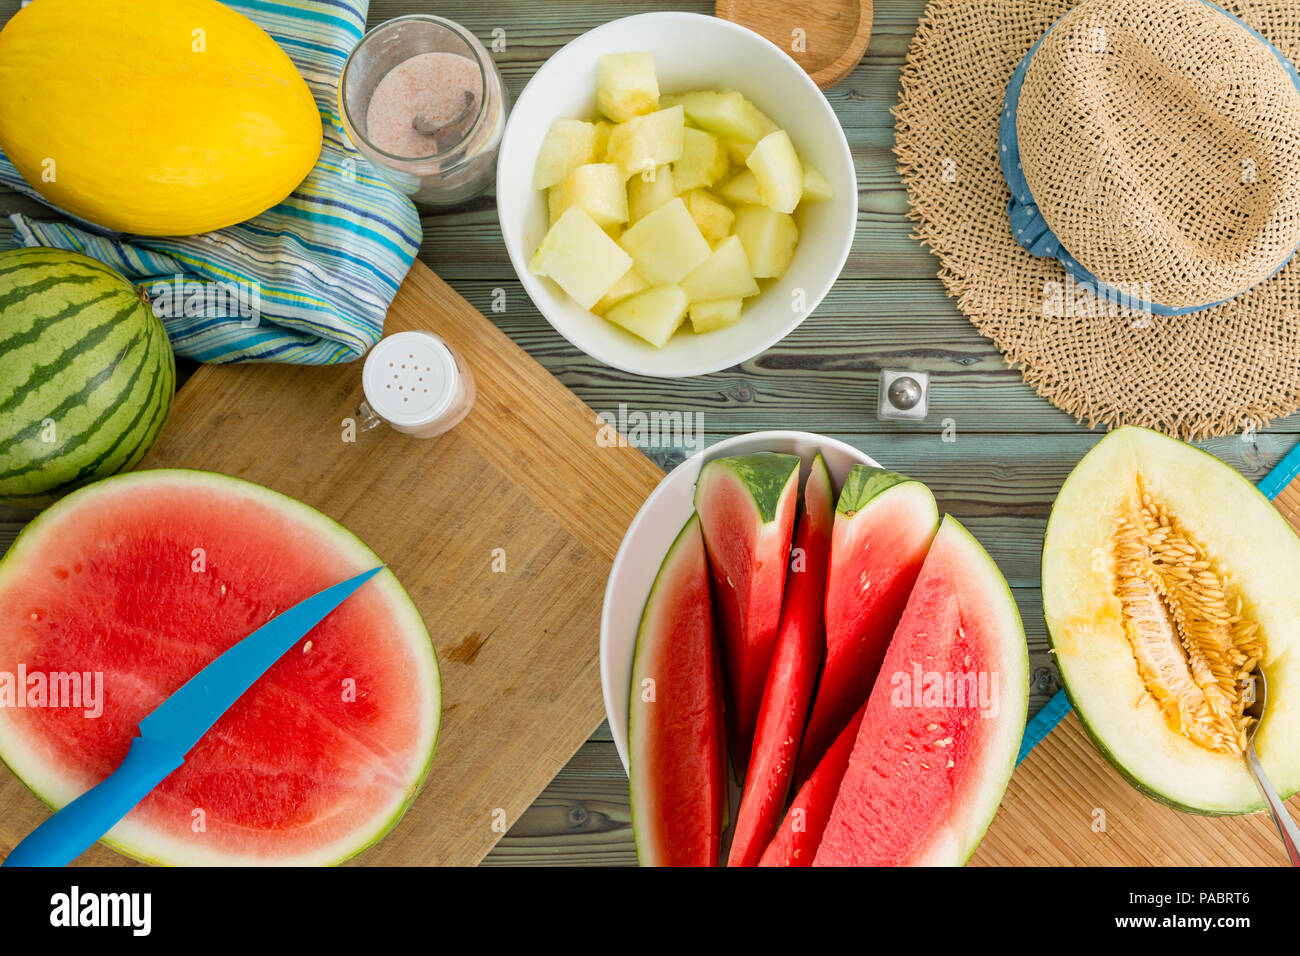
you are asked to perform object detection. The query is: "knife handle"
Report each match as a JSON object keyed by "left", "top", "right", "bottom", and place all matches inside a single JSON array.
[{"left": 2, "top": 736, "right": 185, "bottom": 867}]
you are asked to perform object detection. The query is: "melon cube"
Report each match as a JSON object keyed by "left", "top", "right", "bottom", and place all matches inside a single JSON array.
[
  {"left": 802, "top": 163, "right": 833, "bottom": 202},
  {"left": 627, "top": 164, "right": 677, "bottom": 223},
  {"left": 681, "top": 235, "right": 760, "bottom": 302},
  {"left": 673, "top": 127, "right": 730, "bottom": 192},
  {"left": 592, "top": 121, "right": 614, "bottom": 161},
  {"left": 618, "top": 197, "right": 712, "bottom": 285},
  {"left": 747, "top": 130, "right": 804, "bottom": 214},
  {"left": 533, "top": 118, "right": 600, "bottom": 191},
  {"left": 554, "top": 163, "right": 629, "bottom": 228},
  {"left": 689, "top": 297, "right": 744, "bottom": 334},
  {"left": 547, "top": 184, "right": 564, "bottom": 226},
  {"left": 592, "top": 267, "right": 650, "bottom": 315},
  {"left": 682, "top": 189, "right": 735, "bottom": 247},
  {"left": 597, "top": 52, "right": 660, "bottom": 123},
  {"left": 604, "top": 285, "right": 689, "bottom": 348},
  {"left": 675, "top": 89, "right": 774, "bottom": 142},
  {"left": 724, "top": 138, "right": 756, "bottom": 165},
  {"left": 718, "top": 169, "right": 764, "bottom": 206},
  {"left": 607, "top": 105, "right": 685, "bottom": 180},
  {"left": 529, "top": 206, "right": 633, "bottom": 310},
  {"left": 733, "top": 205, "right": 799, "bottom": 279}
]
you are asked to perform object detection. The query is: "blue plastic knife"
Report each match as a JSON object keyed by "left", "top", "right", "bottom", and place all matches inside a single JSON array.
[{"left": 1, "top": 565, "right": 385, "bottom": 868}]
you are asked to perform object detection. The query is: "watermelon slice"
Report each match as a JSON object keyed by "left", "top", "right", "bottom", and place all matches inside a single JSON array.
[
  {"left": 628, "top": 513, "right": 725, "bottom": 866},
  {"left": 695, "top": 453, "right": 800, "bottom": 769},
  {"left": 795, "top": 465, "right": 938, "bottom": 783},
  {"left": 0, "top": 469, "right": 440, "bottom": 866},
  {"left": 813, "top": 516, "right": 1028, "bottom": 866},
  {"left": 727, "top": 454, "right": 833, "bottom": 867},
  {"left": 758, "top": 699, "right": 867, "bottom": 867}
]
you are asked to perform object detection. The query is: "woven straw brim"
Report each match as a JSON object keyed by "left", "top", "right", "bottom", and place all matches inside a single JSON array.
[
  {"left": 896, "top": 0, "right": 1300, "bottom": 440},
  {"left": 1018, "top": 0, "right": 1300, "bottom": 310}
]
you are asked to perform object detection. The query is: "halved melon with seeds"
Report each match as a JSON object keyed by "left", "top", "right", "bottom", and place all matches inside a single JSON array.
[{"left": 1043, "top": 426, "right": 1300, "bottom": 813}]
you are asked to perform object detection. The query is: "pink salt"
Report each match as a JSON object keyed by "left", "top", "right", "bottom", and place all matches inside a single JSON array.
[{"left": 365, "top": 52, "right": 483, "bottom": 158}]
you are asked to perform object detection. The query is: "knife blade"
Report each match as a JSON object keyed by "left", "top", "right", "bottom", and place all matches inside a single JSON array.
[{"left": 1, "top": 565, "right": 385, "bottom": 867}]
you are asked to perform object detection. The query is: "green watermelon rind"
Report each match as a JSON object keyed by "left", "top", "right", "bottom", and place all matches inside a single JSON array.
[
  {"left": 694, "top": 453, "right": 802, "bottom": 523},
  {"left": 0, "top": 248, "right": 176, "bottom": 510},
  {"left": 0, "top": 468, "right": 441, "bottom": 867},
  {"left": 835, "top": 464, "right": 918, "bottom": 517},
  {"left": 628, "top": 512, "right": 718, "bottom": 867}
]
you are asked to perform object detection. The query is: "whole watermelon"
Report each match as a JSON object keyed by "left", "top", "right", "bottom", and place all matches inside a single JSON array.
[{"left": 0, "top": 247, "right": 174, "bottom": 509}]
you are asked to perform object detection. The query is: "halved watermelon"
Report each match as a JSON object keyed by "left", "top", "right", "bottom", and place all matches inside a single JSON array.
[
  {"left": 813, "top": 517, "right": 1027, "bottom": 866},
  {"left": 728, "top": 454, "right": 833, "bottom": 866},
  {"left": 695, "top": 453, "right": 800, "bottom": 769},
  {"left": 0, "top": 469, "right": 440, "bottom": 866},
  {"left": 796, "top": 466, "right": 938, "bottom": 782},
  {"left": 758, "top": 698, "right": 866, "bottom": 867},
  {"left": 628, "top": 513, "right": 725, "bottom": 866}
]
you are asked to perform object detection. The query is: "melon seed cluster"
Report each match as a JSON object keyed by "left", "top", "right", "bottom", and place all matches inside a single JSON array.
[
  {"left": 528, "top": 52, "right": 831, "bottom": 347},
  {"left": 1111, "top": 482, "right": 1264, "bottom": 754}
]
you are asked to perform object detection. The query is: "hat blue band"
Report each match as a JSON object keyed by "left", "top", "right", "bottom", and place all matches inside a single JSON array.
[{"left": 999, "top": 0, "right": 1300, "bottom": 317}]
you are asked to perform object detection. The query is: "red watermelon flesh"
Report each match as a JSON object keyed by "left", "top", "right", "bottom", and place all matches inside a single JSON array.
[
  {"left": 813, "top": 517, "right": 1027, "bottom": 867},
  {"left": 628, "top": 513, "right": 725, "bottom": 866},
  {"left": 796, "top": 467, "right": 937, "bottom": 784},
  {"left": 758, "top": 699, "right": 867, "bottom": 867},
  {"left": 695, "top": 454, "right": 800, "bottom": 771},
  {"left": 0, "top": 470, "right": 440, "bottom": 866},
  {"left": 728, "top": 454, "right": 833, "bottom": 867}
]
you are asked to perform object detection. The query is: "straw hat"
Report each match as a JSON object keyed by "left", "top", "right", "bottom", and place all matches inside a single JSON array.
[{"left": 895, "top": 0, "right": 1300, "bottom": 438}]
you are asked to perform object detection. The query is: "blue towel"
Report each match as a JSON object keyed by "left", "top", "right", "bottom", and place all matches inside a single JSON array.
[
  {"left": 0, "top": 0, "right": 422, "bottom": 365},
  {"left": 1017, "top": 438, "right": 1300, "bottom": 764}
]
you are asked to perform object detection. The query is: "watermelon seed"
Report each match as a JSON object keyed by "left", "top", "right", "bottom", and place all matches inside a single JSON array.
[
  {"left": 936, "top": 737, "right": 952, "bottom": 747},
  {"left": 925, "top": 722, "right": 938, "bottom": 731},
  {"left": 303, "top": 640, "right": 313, "bottom": 653},
  {"left": 946, "top": 758, "right": 955, "bottom": 768}
]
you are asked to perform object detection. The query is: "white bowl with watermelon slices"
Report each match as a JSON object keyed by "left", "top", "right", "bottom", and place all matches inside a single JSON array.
[{"left": 600, "top": 431, "right": 878, "bottom": 770}]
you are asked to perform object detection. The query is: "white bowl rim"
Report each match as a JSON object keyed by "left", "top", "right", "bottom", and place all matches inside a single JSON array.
[
  {"left": 599, "top": 430, "right": 881, "bottom": 773},
  {"left": 496, "top": 11, "right": 858, "bottom": 379}
]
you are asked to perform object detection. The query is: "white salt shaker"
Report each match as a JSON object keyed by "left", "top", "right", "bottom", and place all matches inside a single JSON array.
[{"left": 357, "top": 330, "right": 475, "bottom": 438}]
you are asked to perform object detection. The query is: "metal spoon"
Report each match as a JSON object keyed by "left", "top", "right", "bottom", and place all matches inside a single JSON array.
[
  {"left": 1244, "top": 668, "right": 1300, "bottom": 865},
  {"left": 412, "top": 90, "right": 475, "bottom": 138}
]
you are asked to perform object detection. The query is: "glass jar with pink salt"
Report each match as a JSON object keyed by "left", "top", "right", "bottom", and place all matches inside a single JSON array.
[{"left": 339, "top": 15, "right": 509, "bottom": 206}]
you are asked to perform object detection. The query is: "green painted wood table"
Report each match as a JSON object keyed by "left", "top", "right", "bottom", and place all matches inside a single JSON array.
[{"left": 3, "top": 0, "right": 1298, "bottom": 866}]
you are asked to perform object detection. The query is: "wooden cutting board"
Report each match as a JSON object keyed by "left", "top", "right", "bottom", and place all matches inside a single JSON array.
[
  {"left": 972, "top": 477, "right": 1300, "bottom": 867},
  {"left": 0, "top": 260, "right": 664, "bottom": 867}
]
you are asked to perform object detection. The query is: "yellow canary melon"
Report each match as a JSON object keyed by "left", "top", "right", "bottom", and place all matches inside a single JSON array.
[{"left": 0, "top": 0, "right": 322, "bottom": 236}]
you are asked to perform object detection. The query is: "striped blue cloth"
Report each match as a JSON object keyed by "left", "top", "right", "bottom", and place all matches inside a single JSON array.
[{"left": 0, "top": 0, "right": 421, "bottom": 365}]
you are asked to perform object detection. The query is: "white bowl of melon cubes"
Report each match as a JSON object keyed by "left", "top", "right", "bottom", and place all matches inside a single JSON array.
[{"left": 497, "top": 13, "right": 857, "bottom": 378}]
